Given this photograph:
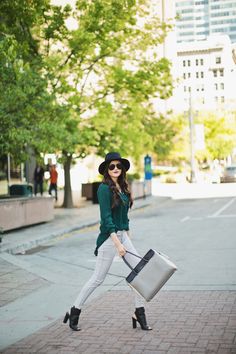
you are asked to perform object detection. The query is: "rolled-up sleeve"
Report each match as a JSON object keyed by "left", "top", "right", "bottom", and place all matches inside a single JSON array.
[{"left": 97, "top": 184, "right": 116, "bottom": 235}]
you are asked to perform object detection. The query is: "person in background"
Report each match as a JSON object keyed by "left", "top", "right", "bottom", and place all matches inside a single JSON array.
[
  {"left": 33, "top": 164, "right": 44, "bottom": 196},
  {"left": 48, "top": 164, "right": 58, "bottom": 201}
]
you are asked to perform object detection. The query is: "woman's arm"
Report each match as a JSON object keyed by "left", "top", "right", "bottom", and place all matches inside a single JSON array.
[
  {"left": 110, "top": 232, "right": 126, "bottom": 256},
  {"left": 97, "top": 184, "right": 116, "bottom": 234}
]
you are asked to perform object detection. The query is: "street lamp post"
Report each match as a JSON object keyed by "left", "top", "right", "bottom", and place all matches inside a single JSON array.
[{"left": 188, "top": 89, "right": 196, "bottom": 183}]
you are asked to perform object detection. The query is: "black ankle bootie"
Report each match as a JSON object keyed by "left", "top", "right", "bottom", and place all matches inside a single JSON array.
[
  {"left": 132, "top": 307, "right": 152, "bottom": 330},
  {"left": 63, "top": 306, "right": 81, "bottom": 331}
]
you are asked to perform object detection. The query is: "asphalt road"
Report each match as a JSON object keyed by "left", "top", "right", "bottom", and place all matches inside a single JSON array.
[
  {"left": 1, "top": 196, "right": 236, "bottom": 349},
  {"left": 18, "top": 196, "right": 236, "bottom": 292}
]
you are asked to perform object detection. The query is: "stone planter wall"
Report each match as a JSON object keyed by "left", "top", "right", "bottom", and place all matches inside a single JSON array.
[
  {"left": 130, "top": 180, "right": 152, "bottom": 199},
  {"left": 0, "top": 197, "right": 54, "bottom": 232}
]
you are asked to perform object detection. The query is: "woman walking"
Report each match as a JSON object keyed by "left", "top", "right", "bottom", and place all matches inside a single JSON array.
[{"left": 63, "top": 152, "right": 152, "bottom": 331}]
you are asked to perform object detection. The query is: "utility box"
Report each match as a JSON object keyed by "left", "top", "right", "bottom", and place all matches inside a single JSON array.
[{"left": 9, "top": 184, "right": 33, "bottom": 197}]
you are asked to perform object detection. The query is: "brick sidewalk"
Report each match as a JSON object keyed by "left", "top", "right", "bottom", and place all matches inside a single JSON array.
[
  {"left": 1, "top": 290, "right": 236, "bottom": 354},
  {"left": 0, "top": 258, "right": 50, "bottom": 308}
]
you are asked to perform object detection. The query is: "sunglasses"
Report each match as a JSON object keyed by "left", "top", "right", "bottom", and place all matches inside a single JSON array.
[{"left": 108, "top": 163, "right": 123, "bottom": 171}]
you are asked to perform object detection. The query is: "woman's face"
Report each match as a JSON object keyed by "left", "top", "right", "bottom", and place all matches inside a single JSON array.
[{"left": 108, "top": 160, "right": 123, "bottom": 180}]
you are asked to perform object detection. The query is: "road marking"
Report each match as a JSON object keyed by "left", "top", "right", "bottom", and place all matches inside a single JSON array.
[
  {"left": 180, "top": 216, "right": 190, "bottom": 222},
  {"left": 210, "top": 198, "right": 236, "bottom": 217},
  {"left": 180, "top": 216, "right": 204, "bottom": 222},
  {"left": 181, "top": 213, "right": 236, "bottom": 222},
  {"left": 208, "top": 214, "right": 236, "bottom": 219}
]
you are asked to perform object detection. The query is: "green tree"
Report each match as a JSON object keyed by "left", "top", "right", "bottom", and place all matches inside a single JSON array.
[
  {"left": 0, "top": 0, "right": 67, "bottom": 160},
  {"left": 196, "top": 111, "right": 236, "bottom": 161},
  {"left": 42, "top": 1, "right": 173, "bottom": 206},
  {"left": 167, "top": 110, "right": 236, "bottom": 169},
  {"left": 1, "top": 0, "right": 174, "bottom": 207},
  {"left": 0, "top": 36, "right": 58, "bottom": 161}
]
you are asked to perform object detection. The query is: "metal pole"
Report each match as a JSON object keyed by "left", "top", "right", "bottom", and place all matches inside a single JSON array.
[
  {"left": 188, "top": 90, "right": 196, "bottom": 183},
  {"left": 20, "top": 163, "right": 24, "bottom": 182},
  {"left": 7, "top": 153, "right": 11, "bottom": 190}
]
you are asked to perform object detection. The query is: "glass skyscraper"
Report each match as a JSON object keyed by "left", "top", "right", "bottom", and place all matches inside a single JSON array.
[{"left": 176, "top": 0, "right": 236, "bottom": 43}]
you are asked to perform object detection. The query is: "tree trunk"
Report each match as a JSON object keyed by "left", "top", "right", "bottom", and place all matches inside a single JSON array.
[{"left": 62, "top": 153, "right": 74, "bottom": 208}]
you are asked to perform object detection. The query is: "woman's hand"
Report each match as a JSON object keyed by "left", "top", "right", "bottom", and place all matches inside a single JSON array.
[
  {"left": 110, "top": 232, "right": 126, "bottom": 256},
  {"left": 116, "top": 244, "right": 126, "bottom": 257}
]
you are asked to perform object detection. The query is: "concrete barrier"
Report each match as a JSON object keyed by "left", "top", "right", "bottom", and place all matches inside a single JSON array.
[
  {"left": 130, "top": 180, "right": 152, "bottom": 199},
  {"left": 82, "top": 180, "right": 152, "bottom": 202},
  {"left": 0, "top": 197, "right": 54, "bottom": 232}
]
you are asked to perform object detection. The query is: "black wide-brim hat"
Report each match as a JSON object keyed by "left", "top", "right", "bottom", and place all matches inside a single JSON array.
[{"left": 98, "top": 152, "right": 130, "bottom": 175}]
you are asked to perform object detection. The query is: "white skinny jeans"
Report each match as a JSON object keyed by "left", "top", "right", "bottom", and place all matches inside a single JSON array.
[{"left": 74, "top": 231, "right": 144, "bottom": 309}]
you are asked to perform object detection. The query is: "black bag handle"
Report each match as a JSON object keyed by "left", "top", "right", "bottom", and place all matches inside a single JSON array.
[{"left": 122, "top": 250, "right": 143, "bottom": 271}]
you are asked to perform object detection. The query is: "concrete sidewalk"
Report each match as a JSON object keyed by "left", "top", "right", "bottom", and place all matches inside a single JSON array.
[{"left": 1, "top": 194, "right": 236, "bottom": 353}]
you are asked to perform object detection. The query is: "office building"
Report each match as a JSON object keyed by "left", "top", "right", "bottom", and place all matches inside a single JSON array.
[
  {"left": 176, "top": 0, "right": 236, "bottom": 44},
  {"left": 174, "top": 35, "right": 236, "bottom": 111}
]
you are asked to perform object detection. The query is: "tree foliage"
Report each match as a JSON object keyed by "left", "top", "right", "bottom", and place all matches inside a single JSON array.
[
  {"left": 0, "top": 0, "right": 175, "bottom": 206},
  {"left": 196, "top": 111, "right": 236, "bottom": 161},
  {"left": 0, "top": 35, "right": 59, "bottom": 160},
  {"left": 167, "top": 110, "right": 236, "bottom": 167}
]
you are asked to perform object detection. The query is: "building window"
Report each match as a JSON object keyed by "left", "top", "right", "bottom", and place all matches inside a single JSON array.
[
  {"left": 188, "top": 60, "right": 191, "bottom": 66},
  {"left": 196, "top": 59, "right": 199, "bottom": 66},
  {"left": 201, "top": 72, "right": 204, "bottom": 78},
  {"left": 183, "top": 60, "right": 186, "bottom": 67},
  {"left": 216, "top": 57, "right": 221, "bottom": 64},
  {"left": 221, "top": 96, "right": 225, "bottom": 103},
  {"left": 201, "top": 85, "right": 204, "bottom": 91},
  {"left": 213, "top": 70, "right": 217, "bottom": 77},
  {"left": 188, "top": 72, "right": 191, "bottom": 78},
  {"left": 220, "top": 83, "right": 224, "bottom": 90},
  {"left": 195, "top": 1, "right": 208, "bottom": 5},
  {"left": 183, "top": 73, "right": 186, "bottom": 79},
  {"left": 200, "top": 58, "right": 204, "bottom": 65},
  {"left": 184, "top": 86, "right": 187, "bottom": 92},
  {"left": 196, "top": 72, "right": 199, "bottom": 78},
  {"left": 220, "top": 69, "right": 224, "bottom": 76},
  {"left": 215, "top": 83, "right": 218, "bottom": 90}
]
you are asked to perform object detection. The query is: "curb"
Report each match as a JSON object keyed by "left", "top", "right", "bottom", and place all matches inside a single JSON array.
[
  {"left": 1, "top": 196, "right": 170, "bottom": 255},
  {"left": 1, "top": 220, "right": 99, "bottom": 255}
]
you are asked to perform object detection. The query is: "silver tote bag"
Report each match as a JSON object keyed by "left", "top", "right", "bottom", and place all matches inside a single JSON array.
[{"left": 123, "top": 249, "right": 177, "bottom": 302}]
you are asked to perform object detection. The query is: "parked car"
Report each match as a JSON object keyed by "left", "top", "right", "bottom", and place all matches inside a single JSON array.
[
  {"left": 209, "top": 170, "right": 221, "bottom": 184},
  {"left": 220, "top": 166, "right": 236, "bottom": 183}
]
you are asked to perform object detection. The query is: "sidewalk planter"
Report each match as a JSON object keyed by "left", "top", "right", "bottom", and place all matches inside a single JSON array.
[
  {"left": 81, "top": 183, "right": 93, "bottom": 200},
  {"left": 82, "top": 180, "right": 152, "bottom": 202},
  {"left": 130, "top": 180, "right": 152, "bottom": 199},
  {"left": 0, "top": 197, "right": 54, "bottom": 232},
  {"left": 81, "top": 182, "right": 101, "bottom": 204}
]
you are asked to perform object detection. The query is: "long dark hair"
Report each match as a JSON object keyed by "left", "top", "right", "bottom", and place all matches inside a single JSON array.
[{"left": 102, "top": 162, "right": 133, "bottom": 209}]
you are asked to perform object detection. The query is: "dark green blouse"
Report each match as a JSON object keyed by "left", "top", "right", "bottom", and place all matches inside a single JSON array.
[{"left": 94, "top": 183, "right": 130, "bottom": 256}]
